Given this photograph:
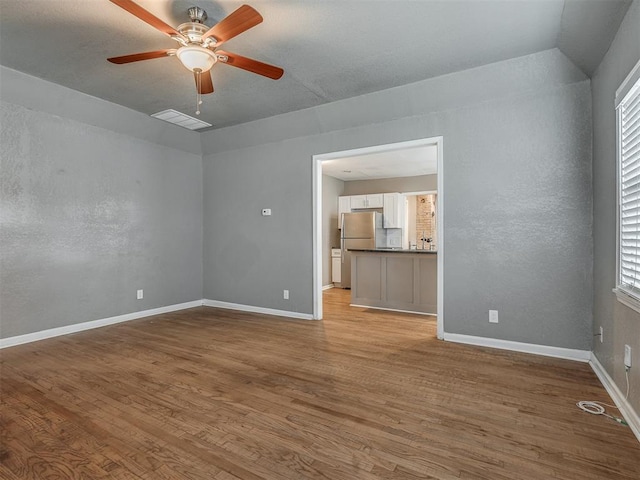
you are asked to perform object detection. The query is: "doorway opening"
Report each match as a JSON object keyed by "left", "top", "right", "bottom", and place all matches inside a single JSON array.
[{"left": 312, "top": 136, "right": 444, "bottom": 339}]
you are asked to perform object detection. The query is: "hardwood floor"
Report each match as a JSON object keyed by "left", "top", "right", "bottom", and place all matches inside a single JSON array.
[{"left": 1, "top": 288, "right": 639, "bottom": 479}]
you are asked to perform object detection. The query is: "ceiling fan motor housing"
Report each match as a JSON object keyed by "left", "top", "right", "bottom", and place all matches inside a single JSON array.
[
  {"left": 187, "top": 6, "right": 207, "bottom": 23},
  {"left": 177, "top": 22, "right": 215, "bottom": 45}
]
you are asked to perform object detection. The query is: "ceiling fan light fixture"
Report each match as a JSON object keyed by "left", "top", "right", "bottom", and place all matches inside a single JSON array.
[{"left": 176, "top": 45, "right": 217, "bottom": 72}]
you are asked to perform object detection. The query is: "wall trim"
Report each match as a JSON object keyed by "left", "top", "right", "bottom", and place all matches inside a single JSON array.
[
  {"left": 615, "top": 57, "right": 640, "bottom": 107},
  {"left": 350, "top": 303, "right": 435, "bottom": 316},
  {"left": 443, "top": 333, "right": 591, "bottom": 362},
  {"left": 203, "top": 299, "right": 315, "bottom": 321},
  {"left": 0, "top": 300, "right": 203, "bottom": 349},
  {"left": 312, "top": 135, "right": 445, "bottom": 331},
  {"left": 322, "top": 284, "right": 334, "bottom": 291},
  {"left": 589, "top": 353, "right": 640, "bottom": 443},
  {"left": 613, "top": 287, "right": 640, "bottom": 315}
]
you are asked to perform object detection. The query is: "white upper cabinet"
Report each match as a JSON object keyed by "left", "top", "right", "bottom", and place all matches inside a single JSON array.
[
  {"left": 338, "top": 193, "right": 404, "bottom": 228},
  {"left": 350, "top": 194, "right": 383, "bottom": 209},
  {"left": 383, "top": 193, "right": 405, "bottom": 228},
  {"left": 366, "top": 193, "right": 384, "bottom": 208},
  {"left": 349, "top": 195, "right": 368, "bottom": 209},
  {"left": 338, "top": 196, "right": 351, "bottom": 228}
]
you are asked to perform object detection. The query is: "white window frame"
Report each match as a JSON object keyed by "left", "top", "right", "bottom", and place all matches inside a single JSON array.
[{"left": 615, "top": 59, "right": 640, "bottom": 313}]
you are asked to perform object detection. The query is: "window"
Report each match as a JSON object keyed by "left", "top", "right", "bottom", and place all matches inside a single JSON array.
[{"left": 616, "top": 64, "right": 640, "bottom": 312}]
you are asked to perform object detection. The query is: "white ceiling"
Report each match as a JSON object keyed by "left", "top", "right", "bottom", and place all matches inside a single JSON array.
[
  {"left": 322, "top": 144, "right": 438, "bottom": 181},
  {"left": 0, "top": 0, "right": 632, "bottom": 130}
]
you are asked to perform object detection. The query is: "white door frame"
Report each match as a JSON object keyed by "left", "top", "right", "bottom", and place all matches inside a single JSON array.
[{"left": 312, "top": 136, "right": 444, "bottom": 339}]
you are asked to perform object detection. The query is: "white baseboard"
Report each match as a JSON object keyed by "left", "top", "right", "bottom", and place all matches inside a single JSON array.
[
  {"left": 590, "top": 353, "right": 640, "bottom": 443},
  {"left": 443, "top": 333, "right": 591, "bottom": 362},
  {"left": 0, "top": 300, "right": 203, "bottom": 349},
  {"left": 322, "top": 284, "right": 334, "bottom": 290},
  {"left": 350, "top": 304, "right": 435, "bottom": 316},
  {"left": 203, "top": 299, "right": 315, "bottom": 321}
]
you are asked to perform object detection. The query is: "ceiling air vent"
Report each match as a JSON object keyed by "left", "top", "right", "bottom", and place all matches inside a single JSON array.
[{"left": 151, "top": 109, "right": 212, "bottom": 130}]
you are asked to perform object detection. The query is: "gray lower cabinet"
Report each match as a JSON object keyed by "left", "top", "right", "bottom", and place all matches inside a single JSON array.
[{"left": 350, "top": 251, "right": 437, "bottom": 314}]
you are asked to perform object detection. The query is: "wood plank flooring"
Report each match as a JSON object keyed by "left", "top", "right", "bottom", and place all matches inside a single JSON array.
[{"left": 1, "top": 288, "right": 639, "bottom": 479}]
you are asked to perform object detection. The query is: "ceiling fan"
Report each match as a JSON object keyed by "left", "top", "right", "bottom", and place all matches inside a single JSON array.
[{"left": 107, "top": 0, "right": 284, "bottom": 114}]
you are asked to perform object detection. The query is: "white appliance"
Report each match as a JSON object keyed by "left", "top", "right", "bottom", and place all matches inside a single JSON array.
[
  {"left": 337, "top": 212, "right": 384, "bottom": 289},
  {"left": 331, "top": 248, "right": 341, "bottom": 284}
]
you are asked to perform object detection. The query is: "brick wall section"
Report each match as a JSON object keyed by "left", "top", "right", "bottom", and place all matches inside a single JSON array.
[{"left": 415, "top": 194, "right": 437, "bottom": 249}]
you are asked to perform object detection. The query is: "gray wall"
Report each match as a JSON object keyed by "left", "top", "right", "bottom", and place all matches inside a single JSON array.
[
  {"left": 342, "top": 174, "right": 437, "bottom": 196},
  {"left": 0, "top": 46, "right": 598, "bottom": 355},
  {"left": 0, "top": 70, "right": 203, "bottom": 339},
  {"left": 202, "top": 48, "right": 594, "bottom": 350},
  {"left": 202, "top": 141, "right": 311, "bottom": 314},
  {"left": 592, "top": 1, "right": 640, "bottom": 413},
  {"left": 1, "top": 67, "right": 202, "bottom": 156},
  {"left": 322, "top": 175, "right": 343, "bottom": 287}
]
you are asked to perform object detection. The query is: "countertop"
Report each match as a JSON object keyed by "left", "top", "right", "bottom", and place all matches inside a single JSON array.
[{"left": 348, "top": 248, "right": 437, "bottom": 254}]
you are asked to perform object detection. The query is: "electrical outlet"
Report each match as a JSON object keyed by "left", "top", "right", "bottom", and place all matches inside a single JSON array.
[
  {"left": 600, "top": 326, "right": 603, "bottom": 343},
  {"left": 137, "top": 289, "right": 143, "bottom": 300},
  {"left": 624, "top": 345, "right": 632, "bottom": 369},
  {"left": 489, "top": 310, "right": 499, "bottom": 324},
  {"left": 283, "top": 289, "right": 289, "bottom": 300}
]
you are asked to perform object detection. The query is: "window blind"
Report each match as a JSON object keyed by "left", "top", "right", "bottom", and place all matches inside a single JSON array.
[{"left": 619, "top": 77, "right": 640, "bottom": 297}]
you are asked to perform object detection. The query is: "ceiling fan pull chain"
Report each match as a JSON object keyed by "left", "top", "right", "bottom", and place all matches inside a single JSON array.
[{"left": 195, "top": 69, "right": 201, "bottom": 115}]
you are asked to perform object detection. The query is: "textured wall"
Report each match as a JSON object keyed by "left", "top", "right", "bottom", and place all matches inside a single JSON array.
[
  {"left": 443, "top": 86, "right": 592, "bottom": 347},
  {"left": 201, "top": 49, "right": 588, "bottom": 156},
  {"left": 592, "top": 0, "right": 640, "bottom": 414},
  {"left": 202, "top": 141, "right": 313, "bottom": 314},
  {"left": 322, "top": 175, "right": 343, "bottom": 286},
  {"left": 202, "top": 49, "right": 594, "bottom": 350},
  {"left": 0, "top": 101, "right": 203, "bottom": 338},
  {"left": 1, "top": 67, "right": 202, "bottom": 156}
]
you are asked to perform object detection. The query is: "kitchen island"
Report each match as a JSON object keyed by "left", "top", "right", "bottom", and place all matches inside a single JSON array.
[{"left": 349, "top": 249, "right": 437, "bottom": 315}]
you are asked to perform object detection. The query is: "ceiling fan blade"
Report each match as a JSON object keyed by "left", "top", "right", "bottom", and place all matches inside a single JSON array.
[
  {"left": 107, "top": 49, "right": 175, "bottom": 64},
  {"left": 109, "top": 0, "right": 186, "bottom": 40},
  {"left": 201, "top": 5, "right": 263, "bottom": 45},
  {"left": 195, "top": 70, "right": 214, "bottom": 94},
  {"left": 217, "top": 51, "right": 284, "bottom": 80}
]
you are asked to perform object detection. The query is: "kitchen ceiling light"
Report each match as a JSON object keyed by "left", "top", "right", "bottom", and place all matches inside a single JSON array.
[{"left": 176, "top": 45, "right": 217, "bottom": 72}]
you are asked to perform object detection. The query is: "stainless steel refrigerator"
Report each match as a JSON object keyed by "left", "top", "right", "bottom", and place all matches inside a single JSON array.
[{"left": 337, "top": 212, "right": 383, "bottom": 289}]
